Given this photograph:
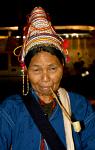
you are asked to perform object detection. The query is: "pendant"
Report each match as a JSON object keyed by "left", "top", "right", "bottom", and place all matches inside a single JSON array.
[{"left": 72, "top": 121, "right": 81, "bottom": 132}]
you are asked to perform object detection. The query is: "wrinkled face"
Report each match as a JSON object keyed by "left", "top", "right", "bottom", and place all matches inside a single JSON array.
[{"left": 27, "top": 51, "right": 63, "bottom": 96}]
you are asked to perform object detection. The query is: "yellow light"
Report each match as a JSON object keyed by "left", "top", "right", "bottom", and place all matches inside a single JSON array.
[{"left": 54, "top": 25, "right": 95, "bottom": 31}]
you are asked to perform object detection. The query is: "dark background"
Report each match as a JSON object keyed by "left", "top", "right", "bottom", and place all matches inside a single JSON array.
[{"left": 0, "top": 0, "right": 95, "bottom": 27}]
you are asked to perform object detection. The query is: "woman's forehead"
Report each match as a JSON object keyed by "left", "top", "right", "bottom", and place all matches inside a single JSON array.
[
  {"left": 29, "top": 51, "right": 61, "bottom": 65},
  {"left": 31, "top": 51, "right": 59, "bottom": 60}
]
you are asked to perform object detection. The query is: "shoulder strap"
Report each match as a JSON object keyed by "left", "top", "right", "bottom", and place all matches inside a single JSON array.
[
  {"left": 22, "top": 92, "right": 66, "bottom": 150},
  {"left": 58, "top": 88, "right": 75, "bottom": 150}
]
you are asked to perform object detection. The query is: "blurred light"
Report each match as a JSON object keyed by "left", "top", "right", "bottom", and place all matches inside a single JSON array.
[
  {"left": 81, "top": 71, "right": 89, "bottom": 77},
  {"left": 23, "top": 36, "right": 26, "bottom": 39},
  {"left": 64, "top": 34, "right": 69, "bottom": 38},
  {"left": 54, "top": 25, "right": 95, "bottom": 31},
  {"left": 0, "top": 26, "right": 18, "bottom": 31},
  {"left": 0, "top": 36, "right": 8, "bottom": 39},
  {"left": 16, "top": 36, "right": 21, "bottom": 39},
  {"left": 71, "top": 33, "right": 78, "bottom": 38}
]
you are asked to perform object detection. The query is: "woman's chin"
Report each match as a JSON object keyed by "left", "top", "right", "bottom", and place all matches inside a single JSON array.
[{"left": 38, "top": 88, "right": 52, "bottom": 96}]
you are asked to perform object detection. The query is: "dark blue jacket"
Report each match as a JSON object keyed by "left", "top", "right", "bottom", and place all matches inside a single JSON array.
[{"left": 0, "top": 90, "right": 95, "bottom": 150}]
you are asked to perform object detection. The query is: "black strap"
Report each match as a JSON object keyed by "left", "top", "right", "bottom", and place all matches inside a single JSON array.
[{"left": 22, "top": 92, "right": 66, "bottom": 150}]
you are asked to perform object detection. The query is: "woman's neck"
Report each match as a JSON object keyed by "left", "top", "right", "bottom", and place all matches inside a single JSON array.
[{"left": 39, "top": 95, "right": 54, "bottom": 104}]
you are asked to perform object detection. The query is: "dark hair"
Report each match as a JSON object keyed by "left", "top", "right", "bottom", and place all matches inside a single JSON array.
[{"left": 24, "top": 45, "right": 65, "bottom": 68}]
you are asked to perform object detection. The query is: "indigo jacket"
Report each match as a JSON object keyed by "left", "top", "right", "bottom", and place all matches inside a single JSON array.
[{"left": 0, "top": 90, "right": 95, "bottom": 150}]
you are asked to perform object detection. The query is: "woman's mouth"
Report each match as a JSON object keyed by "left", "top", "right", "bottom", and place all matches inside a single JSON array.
[
  {"left": 39, "top": 86, "right": 52, "bottom": 92},
  {"left": 41, "top": 86, "right": 50, "bottom": 90}
]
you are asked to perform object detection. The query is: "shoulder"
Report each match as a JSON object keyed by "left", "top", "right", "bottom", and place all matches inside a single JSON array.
[
  {"left": 68, "top": 91, "right": 89, "bottom": 106},
  {"left": 0, "top": 94, "right": 23, "bottom": 110},
  {"left": 0, "top": 94, "right": 25, "bottom": 126},
  {"left": 68, "top": 91, "right": 94, "bottom": 120}
]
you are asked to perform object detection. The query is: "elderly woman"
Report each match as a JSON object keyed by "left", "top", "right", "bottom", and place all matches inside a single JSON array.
[{"left": 0, "top": 6, "right": 95, "bottom": 150}]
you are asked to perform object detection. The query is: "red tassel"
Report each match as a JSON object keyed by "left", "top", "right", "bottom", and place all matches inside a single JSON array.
[
  {"left": 63, "top": 39, "right": 69, "bottom": 49},
  {"left": 20, "top": 62, "right": 26, "bottom": 69},
  {"left": 61, "top": 39, "right": 69, "bottom": 50},
  {"left": 66, "top": 55, "right": 71, "bottom": 63}
]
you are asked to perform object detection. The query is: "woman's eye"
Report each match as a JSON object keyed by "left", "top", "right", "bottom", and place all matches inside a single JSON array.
[
  {"left": 49, "top": 66, "right": 57, "bottom": 71},
  {"left": 32, "top": 68, "right": 40, "bottom": 73},
  {"left": 51, "top": 67, "right": 56, "bottom": 70},
  {"left": 33, "top": 69, "right": 40, "bottom": 72},
  {"left": 34, "top": 69, "right": 38, "bottom": 71}
]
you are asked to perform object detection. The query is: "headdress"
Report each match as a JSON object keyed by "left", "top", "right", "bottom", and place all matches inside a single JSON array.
[{"left": 20, "top": 6, "right": 69, "bottom": 63}]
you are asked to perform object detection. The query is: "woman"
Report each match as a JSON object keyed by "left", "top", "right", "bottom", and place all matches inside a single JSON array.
[{"left": 0, "top": 6, "right": 95, "bottom": 150}]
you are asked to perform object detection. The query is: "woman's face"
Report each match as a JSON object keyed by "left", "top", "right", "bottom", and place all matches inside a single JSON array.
[{"left": 27, "top": 51, "right": 63, "bottom": 96}]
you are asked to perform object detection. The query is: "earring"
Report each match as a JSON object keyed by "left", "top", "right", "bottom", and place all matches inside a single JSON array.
[{"left": 22, "top": 64, "right": 29, "bottom": 96}]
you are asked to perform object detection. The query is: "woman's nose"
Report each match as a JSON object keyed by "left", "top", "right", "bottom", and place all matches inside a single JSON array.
[{"left": 42, "top": 71, "right": 50, "bottom": 81}]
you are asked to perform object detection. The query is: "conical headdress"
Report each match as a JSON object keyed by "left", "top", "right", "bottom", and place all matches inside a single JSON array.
[{"left": 21, "top": 6, "right": 69, "bottom": 63}]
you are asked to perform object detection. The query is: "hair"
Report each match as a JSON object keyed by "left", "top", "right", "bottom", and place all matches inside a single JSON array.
[{"left": 24, "top": 45, "right": 65, "bottom": 68}]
